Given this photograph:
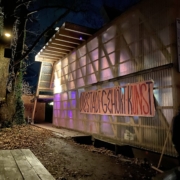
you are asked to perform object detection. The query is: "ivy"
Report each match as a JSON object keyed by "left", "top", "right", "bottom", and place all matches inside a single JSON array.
[{"left": 13, "top": 62, "right": 25, "bottom": 125}]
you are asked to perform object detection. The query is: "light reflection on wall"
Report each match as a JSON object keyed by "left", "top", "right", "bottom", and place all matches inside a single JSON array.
[
  {"left": 49, "top": 1, "right": 177, "bottom": 156},
  {"left": 54, "top": 61, "right": 62, "bottom": 94},
  {"left": 53, "top": 93, "right": 61, "bottom": 125},
  {"left": 53, "top": 89, "right": 77, "bottom": 128}
]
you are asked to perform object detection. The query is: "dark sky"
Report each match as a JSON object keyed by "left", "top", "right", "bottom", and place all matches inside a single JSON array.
[{"left": 3, "top": 0, "right": 141, "bottom": 91}]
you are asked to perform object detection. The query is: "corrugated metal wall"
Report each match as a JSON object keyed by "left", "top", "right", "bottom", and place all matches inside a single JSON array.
[{"left": 53, "top": 0, "right": 180, "bottom": 156}]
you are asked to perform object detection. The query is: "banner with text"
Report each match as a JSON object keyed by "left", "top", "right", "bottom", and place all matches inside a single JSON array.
[{"left": 80, "top": 80, "right": 155, "bottom": 117}]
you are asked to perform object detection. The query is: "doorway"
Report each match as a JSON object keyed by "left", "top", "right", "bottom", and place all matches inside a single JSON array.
[{"left": 45, "top": 102, "right": 53, "bottom": 123}]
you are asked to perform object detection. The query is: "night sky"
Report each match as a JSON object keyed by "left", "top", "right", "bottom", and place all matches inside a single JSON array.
[{"left": 5, "top": 0, "right": 141, "bottom": 92}]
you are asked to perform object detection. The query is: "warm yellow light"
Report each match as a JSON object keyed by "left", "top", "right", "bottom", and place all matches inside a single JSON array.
[
  {"left": 5, "top": 33, "right": 11, "bottom": 37},
  {"left": 54, "top": 84, "right": 62, "bottom": 94}
]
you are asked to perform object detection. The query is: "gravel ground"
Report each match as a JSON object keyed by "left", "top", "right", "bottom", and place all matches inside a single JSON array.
[{"left": 0, "top": 125, "right": 157, "bottom": 180}]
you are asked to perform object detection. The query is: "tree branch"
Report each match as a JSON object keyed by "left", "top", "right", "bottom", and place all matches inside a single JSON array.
[
  {"left": 15, "top": 0, "right": 32, "bottom": 10},
  {"left": 14, "top": 9, "right": 70, "bottom": 66},
  {"left": 27, "top": 3, "right": 93, "bottom": 17}
]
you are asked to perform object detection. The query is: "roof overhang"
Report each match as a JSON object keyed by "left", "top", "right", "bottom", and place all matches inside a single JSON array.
[
  {"left": 35, "top": 22, "right": 96, "bottom": 101},
  {"left": 35, "top": 22, "right": 95, "bottom": 63}
]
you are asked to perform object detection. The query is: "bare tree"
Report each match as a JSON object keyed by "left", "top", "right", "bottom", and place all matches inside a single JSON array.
[
  {"left": 2, "top": 0, "right": 102, "bottom": 124},
  {"left": 22, "top": 80, "right": 32, "bottom": 95}
]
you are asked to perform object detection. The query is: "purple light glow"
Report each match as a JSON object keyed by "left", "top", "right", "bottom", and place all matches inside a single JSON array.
[
  {"left": 56, "top": 102, "right": 60, "bottom": 109},
  {"left": 54, "top": 94, "right": 60, "bottom": 101},
  {"left": 71, "top": 91, "right": 76, "bottom": 99},
  {"left": 71, "top": 100, "right": 76, "bottom": 108},
  {"left": 79, "top": 37, "right": 82, "bottom": 40},
  {"left": 68, "top": 110, "right": 72, "bottom": 118}
]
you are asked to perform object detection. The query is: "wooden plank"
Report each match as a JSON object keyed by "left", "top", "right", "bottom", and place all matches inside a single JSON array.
[
  {"left": 3, "top": 167, "right": 23, "bottom": 180},
  {"left": 0, "top": 167, "right": 6, "bottom": 180},
  {"left": 0, "top": 150, "right": 17, "bottom": 168},
  {"left": 21, "top": 149, "right": 43, "bottom": 166},
  {"left": 21, "top": 149, "right": 55, "bottom": 180},
  {"left": 11, "top": 149, "right": 41, "bottom": 180},
  {"left": 0, "top": 150, "right": 23, "bottom": 180},
  {"left": 0, "top": 149, "right": 55, "bottom": 180}
]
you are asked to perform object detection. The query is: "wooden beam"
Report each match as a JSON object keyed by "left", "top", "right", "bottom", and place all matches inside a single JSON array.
[
  {"left": 117, "top": 24, "right": 139, "bottom": 67},
  {"left": 39, "top": 80, "right": 51, "bottom": 83},
  {"left": 55, "top": 36, "right": 81, "bottom": 45},
  {"left": 41, "top": 49, "right": 68, "bottom": 55},
  {"left": 61, "top": 68, "right": 68, "bottom": 90},
  {"left": 36, "top": 55, "right": 59, "bottom": 62},
  {"left": 38, "top": 95, "right": 54, "bottom": 99},
  {"left": 98, "top": 37, "right": 101, "bottom": 81},
  {"left": 45, "top": 45, "right": 72, "bottom": 52},
  {"left": 50, "top": 63, "right": 55, "bottom": 89},
  {"left": 43, "top": 49, "right": 69, "bottom": 55},
  {"left": 77, "top": 49, "right": 86, "bottom": 84},
  {"left": 99, "top": 38, "right": 115, "bottom": 77},
  {"left": 64, "top": 27, "right": 93, "bottom": 36},
  {"left": 38, "top": 54, "right": 60, "bottom": 59},
  {"left": 62, "top": 22, "right": 95, "bottom": 36},
  {"left": 129, "top": 117, "right": 141, "bottom": 142},
  {"left": 32, "top": 62, "right": 44, "bottom": 122},
  {"left": 136, "top": 10, "right": 171, "bottom": 63},
  {"left": 68, "top": 61, "right": 75, "bottom": 82},
  {"left": 38, "top": 88, "right": 53, "bottom": 91},
  {"left": 108, "top": 116, "right": 117, "bottom": 137},
  {"left": 50, "top": 39, "right": 77, "bottom": 48},
  {"left": 40, "top": 51, "right": 66, "bottom": 57},
  {"left": 41, "top": 72, "right": 52, "bottom": 76},
  {"left": 86, "top": 44, "right": 98, "bottom": 81},
  {"left": 59, "top": 29, "right": 88, "bottom": 41}
]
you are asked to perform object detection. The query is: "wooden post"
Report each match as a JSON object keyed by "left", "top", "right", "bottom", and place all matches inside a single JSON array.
[
  {"left": 157, "top": 123, "right": 172, "bottom": 169},
  {"left": 31, "top": 62, "right": 43, "bottom": 123},
  {"left": 31, "top": 98, "right": 37, "bottom": 124}
]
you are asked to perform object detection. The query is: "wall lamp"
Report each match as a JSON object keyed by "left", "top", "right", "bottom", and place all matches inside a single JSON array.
[{"left": 4, "top": 33, "right": 11, "bottom": 37}]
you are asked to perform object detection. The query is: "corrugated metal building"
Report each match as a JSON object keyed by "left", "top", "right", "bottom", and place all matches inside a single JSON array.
[{"left": 35, "top": 0, "right": 180, "bottom": 157}]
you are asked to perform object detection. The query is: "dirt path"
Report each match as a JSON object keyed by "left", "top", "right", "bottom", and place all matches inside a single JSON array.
[{"left": 0, "top": 125, "right": 156, "bottom": 179}]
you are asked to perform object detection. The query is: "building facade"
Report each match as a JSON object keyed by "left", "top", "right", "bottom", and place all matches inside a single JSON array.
[{"left": 36, "top": 0, "right": 180, "bottom": 157}]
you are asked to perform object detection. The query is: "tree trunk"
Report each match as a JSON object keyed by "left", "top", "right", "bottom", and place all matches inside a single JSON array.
[{"left": 0, "top": 45, "right": 15, "bottom": 126}]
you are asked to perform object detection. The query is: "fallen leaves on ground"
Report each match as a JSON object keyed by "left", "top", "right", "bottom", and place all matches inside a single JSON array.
[
  {"left": 0, "top": 125, "right": 53, "bottom": 149},
  {"left": 0, "top": 125, "right": 156, "bottom": 180}
]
